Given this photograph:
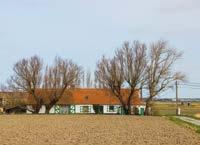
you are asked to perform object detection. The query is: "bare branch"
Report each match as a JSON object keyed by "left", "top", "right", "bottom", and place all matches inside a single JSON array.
[
  {"left": 145, "top": 40, "right": 184, "bottom": 115},
  {"left": 6, "top": 55, "right": 43, "bottom": 113},
  {"left": 43, "top": 56, "right": 82, "bottom": 113}
]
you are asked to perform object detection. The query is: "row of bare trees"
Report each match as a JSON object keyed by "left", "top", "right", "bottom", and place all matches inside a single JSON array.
[
  {"left": 4, "top": 56, "right": 82, "bottom": 113},
  {"left": 2, "top": 40, "right": 184, "bottom": 115},
  {"left": 95, "top": 40, "right": 185, "bottom": 115}
]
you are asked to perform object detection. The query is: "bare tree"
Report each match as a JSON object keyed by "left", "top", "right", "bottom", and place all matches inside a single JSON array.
[
  {"left": 7, "top": 55, "right": 43, "bottom": 113},
  {"left": 86, "top": 69, "right": 93, "bottom": 88},
  {"left": 93, "top": 75, "right": 103, "bottom": 89},
  {"left": 5, "top": 55, "right": 82, "bottom": 114},
  {"left": 43, "top": 57, "right": 82, "bottom": 113},
  {"left": 145, "top": 40, "right": 184, "bottom": 115},
  {"left": 94, "top": 76, "right": 99, "bottom": 88},
  {"left": 82, "top": 71, "right": 85, "bottom": 88},
  {"left": 116, "top": 41, "right": 147, "bottom": 114},
  {"left": 95, "top": 55, "right": 128, "bottom": 112},
  {"left": 95, "top": 41, "right": 147, "bottom": 114}
]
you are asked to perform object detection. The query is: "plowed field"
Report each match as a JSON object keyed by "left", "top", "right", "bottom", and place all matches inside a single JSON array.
[{"left": 0, "top": 115, "right": 200, "bottom": 145}]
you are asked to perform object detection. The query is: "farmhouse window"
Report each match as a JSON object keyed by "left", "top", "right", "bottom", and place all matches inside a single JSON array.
[
  {"left": 80, "top": 106, "right": 90, "bottom": 113},
  {"left": 108, "top": 106, "right": 115, "bottom": 112}
]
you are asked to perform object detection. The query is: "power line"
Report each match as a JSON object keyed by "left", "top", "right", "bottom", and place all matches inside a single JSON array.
[
  {"left": 186, "top": 82, "right": 200, "bottom": 85},
  {"left": 179, "top": 86, "right": 200, "bottom": 90},
  {"left": 176, "top": 82, "right": 200, "bottom": 90},
  {"left": 180, "top": 83, "right": 200, "bottom": 87}
]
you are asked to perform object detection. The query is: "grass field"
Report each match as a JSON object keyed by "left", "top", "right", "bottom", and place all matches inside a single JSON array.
[
  {"left": 151, "top": 101, "right": 200, "bottom": 118},
  {"left": 0, "top": 115, "right": 200, "bottom": 145}
]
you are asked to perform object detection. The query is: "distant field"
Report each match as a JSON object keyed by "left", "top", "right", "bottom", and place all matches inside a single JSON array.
[
  {"left": 151, "top": 101, "right": 200, "bottom": 118},
  {"left": 0, "top": 115, "right": 200, "bottom": 145}
]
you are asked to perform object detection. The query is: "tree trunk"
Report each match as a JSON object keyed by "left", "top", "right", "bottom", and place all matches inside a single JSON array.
[
  {"left": 45, "top": 99, "right": 58, "bottom": 114},
  {"left": 45, "top": 104, "right": 55, "bottom": 114},
  {"left": 127, "top": 91, "right": 134, "bottom": 115},
  {"left": 33, "top": 104, "right": 41, "bottom": 114},
  {"left": 121, "top": 103, "right": 128, "bottom": 115},
  {"left": 124, "top": 108, "right": 128, "bottom": 115},
  {"left": 144, "top": 100, "right": 151, "bottom": 115},
  {"left": 45, "top": 105, "right": 52, "bottom": 114},
  {"left": 32, "top": 96, "right": 43, "bottom": 114},
  {"left": 116, "top": 94, "right": 129, "bottom": 115},
  {"left": 127, "top": 102, "right": 132, "bottom": 115},
  {"left": 118, "top": 102, "right": 128, "bottom": 115}
]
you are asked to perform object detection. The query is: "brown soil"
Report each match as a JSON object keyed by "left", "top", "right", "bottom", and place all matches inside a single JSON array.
[{"left": 0, "top": 115, "right": 200, "bottom": 145}]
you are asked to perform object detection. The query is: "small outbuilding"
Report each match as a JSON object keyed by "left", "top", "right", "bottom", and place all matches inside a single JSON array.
[{"left": 5, "top": 106, "right": 27, "bottom": 114}]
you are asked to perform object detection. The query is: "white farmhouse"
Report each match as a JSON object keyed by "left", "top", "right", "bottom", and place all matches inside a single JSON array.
[{"left": 25, "top": 88, "right": 145, "bottom": 115}]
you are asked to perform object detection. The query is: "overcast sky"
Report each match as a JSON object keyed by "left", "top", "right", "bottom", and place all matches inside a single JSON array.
[{"left": 0, "top": 0, "right": 200, "bottom": 98}]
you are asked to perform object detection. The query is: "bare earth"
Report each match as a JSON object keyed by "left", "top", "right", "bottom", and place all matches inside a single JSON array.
[{"left": 0, "top": 115, "right": 200, "bottom": 145}]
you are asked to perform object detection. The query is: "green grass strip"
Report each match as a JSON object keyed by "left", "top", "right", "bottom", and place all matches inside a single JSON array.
[{"left": 168, "top": 116, "right": 200, "bottom": 134}]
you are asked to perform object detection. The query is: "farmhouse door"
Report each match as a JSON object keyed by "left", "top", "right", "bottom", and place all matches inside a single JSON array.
[
  {"left": 140, "top": 108, "right": 145, "bottom": 115},
  {"left": 98, "top": 106, "right": 103, "bottom": 114}
]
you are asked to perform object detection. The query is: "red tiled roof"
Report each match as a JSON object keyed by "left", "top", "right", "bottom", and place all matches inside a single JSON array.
[{"left": 26, "top": 88, "right": 144, "bottom": 105}]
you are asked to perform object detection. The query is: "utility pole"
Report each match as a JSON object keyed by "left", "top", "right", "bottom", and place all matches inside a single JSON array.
[
  {"left": 176, "top": 81, "right": 178, "bottom": 106},
  {"left": 175, "top": 80, "right": 180, "bottom": 115}
]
